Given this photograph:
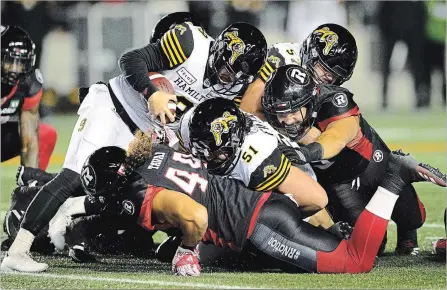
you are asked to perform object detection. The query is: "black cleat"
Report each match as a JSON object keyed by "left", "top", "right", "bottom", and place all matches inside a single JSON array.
[
  {"left": 68, "top": 243, "right": 97, "bottom": 263},
  {"left": 395, "top": 229, "right": 419, "bottom": 256},
  {"left": 392, "top": 150, "right": 446, "bottom": 187},
  {"left": 16, "top": 166, "right": 56, "bottom": 187},
  {"left": 155, "top": 236, "right": 182, "bottom": 263}
]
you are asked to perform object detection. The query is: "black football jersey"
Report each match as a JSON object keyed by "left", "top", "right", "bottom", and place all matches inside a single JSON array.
[
  {"left": 1, "top": 69, "right": 43, "bottom": 124},
  {"left": 131, "top": 144, "right": 267, "bottom": 251},
  {"left": 312, "top": 85, "right": 388, "bottom": 184}
]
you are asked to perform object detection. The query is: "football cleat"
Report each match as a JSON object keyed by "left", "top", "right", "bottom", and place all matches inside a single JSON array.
[
  {"left": 156, "top": 235, "right": 182, "bottom": 263},
  {"left": 432, "top": 238, "right": 446, "bottom": 258},
  {"left": 16, "top": 166, "right": 56, "bottom": 187},
  {"left": 395, "top": 229, "right": 419, "bottom": 256},
  {"left": 69, "top": 243, "right": 97, "bottom": 263},
  {"left": 0, "top": 251, "right": 48, "bottom": 272},
  {"left": 392, "top": 150, "right": 446, "bottom": 187}
]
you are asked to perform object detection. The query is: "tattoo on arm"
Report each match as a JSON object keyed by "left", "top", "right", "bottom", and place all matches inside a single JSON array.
[{"left": 19, "top": 105, "right": 40, "bottom": 167}]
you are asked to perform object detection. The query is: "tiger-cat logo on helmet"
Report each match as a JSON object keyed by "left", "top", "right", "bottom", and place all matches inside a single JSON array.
[
  {"left": 224, "top": 30, "right": 246, "bottom": 65},
  {"left": 314, "top": 27, "right": 339, "bottom": 56},
  {"left": 210, "top": 111, "right": 237, "bottom": 146}
]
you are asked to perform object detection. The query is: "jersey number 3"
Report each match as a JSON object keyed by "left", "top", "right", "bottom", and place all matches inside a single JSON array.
[{"left": 165, "top": 152, "right": 208, "bottom": 195}]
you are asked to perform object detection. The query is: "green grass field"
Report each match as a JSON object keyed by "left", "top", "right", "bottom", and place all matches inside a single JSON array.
[{"left": 1, "top": 111, "right": 446, "bottom": 289}]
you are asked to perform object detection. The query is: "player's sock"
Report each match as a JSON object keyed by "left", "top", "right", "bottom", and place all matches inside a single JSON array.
[
  {"left": 317, "top": 187, "right": 398, "bottom": 273},
  {"left": 38, "top": 123, "right": 57, "bottom": 170},
  {"left": 8, "top": 228, "right": 35, "bottom": 254}
]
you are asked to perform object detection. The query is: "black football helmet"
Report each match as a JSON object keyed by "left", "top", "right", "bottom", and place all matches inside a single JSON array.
[
  {"left": 300, "top": 23, "right": 357, "bottom": 85},
  {"left": 188, "top": 98, "right": 246, "bottom": 175},
  {"left": 149, "top": 12, "right": 203, "bottom": 44},
  {"left": 204, "top": 22, "right": 267, "bottom": 96},
  {"left": 262, "top": 64, "right": 317, "bottom": 140},
  {"left": 1, "top": 25, "right": 36, "bottom": 86},
  {"left": 81, "top": 146, "right": 127, "bottom": 197}
]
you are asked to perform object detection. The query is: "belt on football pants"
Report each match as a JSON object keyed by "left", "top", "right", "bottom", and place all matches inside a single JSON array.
[{"left": 107, "top": 83, "right": 138, "bottom": 135}]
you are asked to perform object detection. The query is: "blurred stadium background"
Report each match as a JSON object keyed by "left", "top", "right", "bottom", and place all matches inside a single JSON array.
[{"left": 1, "top": 1, "right": 446, "bottom": 289}]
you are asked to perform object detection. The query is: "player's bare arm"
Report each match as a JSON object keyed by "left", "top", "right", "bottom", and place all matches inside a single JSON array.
[
  {"left": 152, "top": 189, "right": 208, "bottom": 248},
  {"left": 315, "top": 116, "right": 359, "bottom": 159},
  {"left": 277, "top": 165, "right": 328, "bottom": 217},
  {"left": 19, "top": 103, "right": 39, "bottom": 168},
  {"left": 240, "top": 78, "right": 265, "bottom": 118}
]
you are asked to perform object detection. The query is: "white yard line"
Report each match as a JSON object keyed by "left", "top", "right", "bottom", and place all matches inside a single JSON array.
[
  {"left": 1, "top": 271, "right": 262, "bottom": 289},
  {"left": 389, "top": 222, "right": 445, "bottom": 229}
]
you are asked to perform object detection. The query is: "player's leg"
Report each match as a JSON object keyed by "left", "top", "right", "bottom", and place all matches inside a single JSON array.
[
  {"left": 247, "top": 153, "right": 422, "bottom": 273},
  {"left": 1, "top": 84, "right": 134, "bottom": 272},
  {"left": 1, "top": 122, "right": 21, "bottom": 162},
  {"left": 37, "top": 123, "right": 57, "bottom": 170},
  {"left": 392, "top": 184, "right": 425, "bottom": 255}
]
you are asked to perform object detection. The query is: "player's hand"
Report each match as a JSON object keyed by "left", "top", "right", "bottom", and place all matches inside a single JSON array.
[
  {"left": 327, "top": 221, "right": 353, "bottom": 240},
  {"left": 147, "top": 91, "right": 177, "bottom": 125},
  {"left": 278, "top": 144, "right": 309, "bottom": 165},
  {"left": 172, "top": 244, "right": 201, "bottom": 276}
]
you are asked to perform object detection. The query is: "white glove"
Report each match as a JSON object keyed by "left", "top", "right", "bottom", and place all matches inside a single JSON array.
[{"left": 172, "top": 244, "right": 201, "bottom": 276}]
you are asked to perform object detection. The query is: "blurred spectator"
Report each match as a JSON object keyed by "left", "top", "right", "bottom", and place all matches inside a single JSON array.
[
  {"left": 1, "top": 0, "right": 70, "bottom": 68},
  {"left": 286, "top": 0, "right": 348, "bottom": 43},
  {"left": 1, "top": 0, "right": 72, "bottom": 116},
  {"left": 423, "top": 0, "right": 446, "bottom": 107},
  {"left": 377, "top": 1, "right": 428, "bottom": 110}
]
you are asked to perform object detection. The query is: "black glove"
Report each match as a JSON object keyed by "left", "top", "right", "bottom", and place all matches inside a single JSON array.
[
  {"left": 327, "top": 221, "right": 353, "bottom": 240},
  {"left": 278, "top": 143, "right": 324, "bottom": 165}
]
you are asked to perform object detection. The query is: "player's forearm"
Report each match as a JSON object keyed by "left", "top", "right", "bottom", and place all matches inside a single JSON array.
[
  {"left": 240, "top": 78, "right": 265, "bottom": 118},
  {"left": 298, "top": 126, "right": 322, "bottom": 145},
  {"left": 179, "top": 207, "right": 208, "bottom": 247},
  {"left": 316, "top": 117, "right": 359, "bottom": 159},
  {"left": 118, "top": 43, "right": 164, "bottom": 96},
  {"left": 20, "top": 109, "right": 40, "bottom": 167}
]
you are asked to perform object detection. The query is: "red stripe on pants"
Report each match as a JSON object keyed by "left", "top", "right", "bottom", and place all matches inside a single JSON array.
[{"left": 317, "top": 209, "right": 389, "bottom": 273}]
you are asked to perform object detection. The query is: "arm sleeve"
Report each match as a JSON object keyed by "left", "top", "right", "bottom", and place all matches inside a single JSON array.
[
  {"left": 249, "top": 149, "right": 292, "bottom": 191},
  {"left": 119, "top": 23, "right": 194, "bottom": 96},
  {"left": 257, "top": 46, "right": 286, "bottom": 83}
]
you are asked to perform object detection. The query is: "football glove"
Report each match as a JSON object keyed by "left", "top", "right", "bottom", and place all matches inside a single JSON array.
[{"left": 172, "top": 244, "right": 201, "bottom": 276}]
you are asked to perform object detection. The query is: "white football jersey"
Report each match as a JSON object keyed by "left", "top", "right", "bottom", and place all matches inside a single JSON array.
[
  {"left": 258, "top": 42, "right": 302, "bottom": 82},
  {"left": 178, "top": 109, "right": 316, "bottom": 190}
]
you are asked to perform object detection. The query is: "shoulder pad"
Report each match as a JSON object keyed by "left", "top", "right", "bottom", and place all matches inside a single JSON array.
[
  {"left": 315, "top": 85, "right": 360, "bottom": 131},
  {"left": 160, "top": 22, "right": 194, "bottom": 69}
]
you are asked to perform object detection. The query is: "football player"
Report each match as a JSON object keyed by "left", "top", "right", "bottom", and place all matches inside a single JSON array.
[
  {"left": 0, "top": 16, "right": 267, "bottom": 273},
  {"left": 1, "top": 25, "right": 57, "bottom": 170},
  {"left": 261, "top": 64, "right": 447, "bottom": 254},
  {"left": 177, "top": 98, "right": 327, "bottom": 217},
  {"left": 79, "top": 129, "right": 426, "bottom": 275},
  {"left": 242, "top": 23, "right": 441, "bottom": 255},
  {"left": 119, "top": 19, "right": 267, "bottom": 125}
]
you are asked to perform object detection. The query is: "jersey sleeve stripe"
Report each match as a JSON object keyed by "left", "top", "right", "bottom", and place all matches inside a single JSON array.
[
  {"left": 167, "top": 30, "right": 184, "bottom": 64},
  {"left": 256, "top": 155, "right": 291, "bottom": 191},
  {"left": 162, "top": 33, "right": 178, "bottom": 66},
  {"left": 171, "top": 30, "right": 187, "bottom": 62},
  {"left": 160, "top": 35, "right": 174, "bottom": 67},
  {"left": 259, "top": 71, "right": 268, "bottom": 82},
  {"left": 265, "top": 62, "right": 275, "bottom": 73}
]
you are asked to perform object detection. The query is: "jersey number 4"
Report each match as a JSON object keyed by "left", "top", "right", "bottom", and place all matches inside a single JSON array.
[{"left": 165, "top": 152, "right": 208, "bottom": 195}]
